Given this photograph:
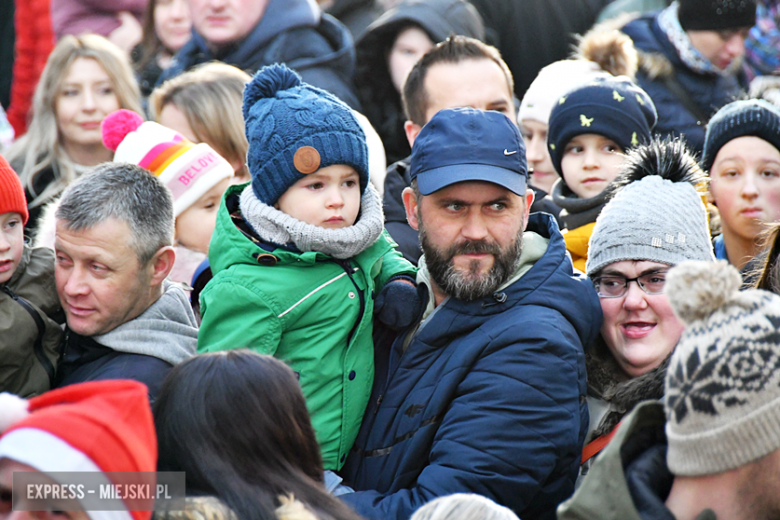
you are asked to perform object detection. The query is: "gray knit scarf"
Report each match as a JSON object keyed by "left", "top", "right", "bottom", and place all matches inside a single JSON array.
[
  {"left": 239, "top": 183, "right": 385, "bottom": 259},
  {"left": 551, "top": 180, "right": 611, "bottom": 231}
]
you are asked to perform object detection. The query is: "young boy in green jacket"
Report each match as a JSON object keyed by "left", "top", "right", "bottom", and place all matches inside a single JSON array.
[{"left": 197, "top": 65, "right": 418, "bottom": 471}]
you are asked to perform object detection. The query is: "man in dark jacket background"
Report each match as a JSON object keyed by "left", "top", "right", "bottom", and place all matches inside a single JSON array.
[
  {"left": 340, "top": 107, "right": 601, "bottom": 520},
  {"left": 159, "top": 0, "right": 360, "bottom": 109},
  {"left": 52, "top": 163, "right": 197, "bottom": 400}
]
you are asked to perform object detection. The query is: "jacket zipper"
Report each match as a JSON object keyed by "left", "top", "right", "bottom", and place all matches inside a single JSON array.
[{"left": 330, "top": 259, "right": 365, "bottom": 347}]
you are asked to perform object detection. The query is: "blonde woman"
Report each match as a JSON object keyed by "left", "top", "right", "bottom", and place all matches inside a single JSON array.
[
  {"left": 5, "top": 34, "right": 142, "bottom": 232},
  {"left": 150, "top": 62, "right": 251, "bottom": 183}
]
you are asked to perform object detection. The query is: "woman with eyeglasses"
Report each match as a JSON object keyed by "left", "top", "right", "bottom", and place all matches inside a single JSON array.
[{"left": 578, "top": 138, "right": 715, "bottom": 477}]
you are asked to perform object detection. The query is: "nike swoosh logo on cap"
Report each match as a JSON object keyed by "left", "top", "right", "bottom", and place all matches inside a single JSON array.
[{"left": 504, "top": 149, "right": 517, "bottom": 155}]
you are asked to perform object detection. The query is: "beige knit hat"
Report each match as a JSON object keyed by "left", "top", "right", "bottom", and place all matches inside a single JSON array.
[{"left": 664, "top": 260, "right": 780, "bottom": 476}]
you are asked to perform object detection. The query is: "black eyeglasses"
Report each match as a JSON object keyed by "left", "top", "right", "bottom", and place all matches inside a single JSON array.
[{"left": 592, "top": 270, "right": 669, "bottom": 298}]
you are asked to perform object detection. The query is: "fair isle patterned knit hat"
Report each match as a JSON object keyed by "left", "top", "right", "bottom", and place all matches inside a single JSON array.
[
  {"left": 102, "top": 110, "right": 234, "bottom": 217},
  {"left": 586, "top": 139, "right": 714, "bottom": 277},
  {"left": 242, "top": 64, "right": 368, "bottom": 206},
  {"left": 665, "top": 260, "right": 780, "bottom": 476}
]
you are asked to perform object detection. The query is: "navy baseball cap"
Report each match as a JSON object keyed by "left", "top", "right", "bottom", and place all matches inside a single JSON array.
[{"left": 409, "top": 107, "right": 528, "bottom": 196}]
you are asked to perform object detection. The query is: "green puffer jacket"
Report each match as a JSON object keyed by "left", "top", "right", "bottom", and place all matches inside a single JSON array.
[
  {"left": 198, "top": 186, "right": 416, "bottom": 470},
  {"left": 1, "top": 245, "right": 64, "bottom": 397}
]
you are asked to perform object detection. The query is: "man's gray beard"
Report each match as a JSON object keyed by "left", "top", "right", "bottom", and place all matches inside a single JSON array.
[{"left": 419, "top": 218, "right": 524, "bottom": 302}]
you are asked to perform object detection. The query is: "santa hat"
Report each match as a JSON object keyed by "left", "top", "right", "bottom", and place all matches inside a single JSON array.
[
  {"left": 102, "top": 110, "right": 234, "bottom": 217},
  {"left": 0, "top": 380, "right": 157, "bottom": 520}
]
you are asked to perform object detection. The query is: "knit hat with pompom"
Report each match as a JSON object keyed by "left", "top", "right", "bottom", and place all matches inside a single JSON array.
[
  {"left": 586, "top": 138, "right": 714, "bottom": 277},
  {"left": 101, "top": 109, "right": 234, "bottom": 217},
  {"left": 243, "top": 64, "right": 368, "bottom": 206},
  {"left": 664, "top": 260, "right": 780, "bottom": 476}
]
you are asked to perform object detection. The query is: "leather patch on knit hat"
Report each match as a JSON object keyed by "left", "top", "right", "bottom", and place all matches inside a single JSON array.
[{"left": 294, "top": 146, "right": 321, "bottom": 174}]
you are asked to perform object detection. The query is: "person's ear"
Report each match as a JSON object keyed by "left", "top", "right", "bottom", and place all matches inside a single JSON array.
[
  {"left": 404, "top": 121, "right": 423, "bottom": 148},
  {"left": 402, "top": 187, "right": 420, "bottom": 230},
  {"left": 147, "top": 246, "right": 176, "bottom": 286},
  {"left": 522, "top": 188, "right": 535, "bottom": 230}
]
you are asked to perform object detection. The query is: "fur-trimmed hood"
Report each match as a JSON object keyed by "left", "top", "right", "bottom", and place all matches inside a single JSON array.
[
  {"left": 519, "top": 21, "right": 639, "bottom": 126},
  {"left": 586, "top": 336, "right": 669, "bottom": 438},
  {"left": 574, "top": 19, "right": 639, "bottom": 80}
]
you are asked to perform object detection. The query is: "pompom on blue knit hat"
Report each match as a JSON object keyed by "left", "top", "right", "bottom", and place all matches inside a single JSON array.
[
  {"left": 547, "top": 77, "right": 658, "bottom": 180},
  {"left": 701, "top": 99, "right": 780, "bottom": 173},
  {"left": 243, "top": 64, "right": 369, "bottom": 205}
]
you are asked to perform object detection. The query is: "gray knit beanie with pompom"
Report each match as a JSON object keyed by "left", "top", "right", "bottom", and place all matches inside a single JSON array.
[
  {"left": 586, "top": 138, "right": 714, "bottom": 277},
  {"left": 664, "top": 260, "right": 780, "bottom": 476}
]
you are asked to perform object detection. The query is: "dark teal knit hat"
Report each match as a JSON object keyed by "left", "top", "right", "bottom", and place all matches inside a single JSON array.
[
  {"left": 701, "top": 99, "right": 780, "bottom": 172},
  {"left": 243, "top": 64, "right": 369, "bottom": 205},
  {"left": 547, "top": 77, "right": 658, "bottom": 180}
]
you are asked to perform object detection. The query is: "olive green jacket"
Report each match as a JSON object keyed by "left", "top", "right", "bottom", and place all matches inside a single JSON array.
[{"left": 1, "top": 245, "right": 64, "bottom": 396}]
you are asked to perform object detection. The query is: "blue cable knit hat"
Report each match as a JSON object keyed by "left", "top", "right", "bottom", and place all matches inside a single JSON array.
[
  {"left": 243, "top": 64, "right": 369, "bottom": 205},
  {"left": 547, "top": 77, "right": 658, "bottom": 180}
]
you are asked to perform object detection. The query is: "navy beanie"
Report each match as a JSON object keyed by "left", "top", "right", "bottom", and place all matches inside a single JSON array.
[
  {"left": 547, "top": 77, "right": 658, "bottom": 179},
  {"left": 678, "top": 0, "right": 756, "bottom": 32},
  {"left": 243, "top": 64, "right": 369, "bottom": 205},
  {"left": 701, "top": 99, "right": 780, "bottom": 172}
]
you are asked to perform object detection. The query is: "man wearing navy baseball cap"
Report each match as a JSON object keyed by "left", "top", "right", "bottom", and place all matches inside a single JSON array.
[{"left": 341, "top": 108, "right": 602, "bottom": 520}]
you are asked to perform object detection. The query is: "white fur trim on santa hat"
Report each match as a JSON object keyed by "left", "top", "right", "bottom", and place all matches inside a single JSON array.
[
  {"left": 0, "top": 428, "right": 133, "bottom": 520},
  {"left": 0, "top": 393, "right": 29, "bottom": 432}
]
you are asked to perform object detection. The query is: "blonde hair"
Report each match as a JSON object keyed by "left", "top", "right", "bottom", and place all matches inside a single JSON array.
[
  {"left": 5, "top": 34, "right": 142, "bottom": 209},
  {"left": 410, "top": 495, "right": 519, "bottom": 520},
  {"left": 756, "top": 222, "right": 780, "bottom": 293},
  {"left": 150, "top": 62, "right": 251, "bottom": 180}
]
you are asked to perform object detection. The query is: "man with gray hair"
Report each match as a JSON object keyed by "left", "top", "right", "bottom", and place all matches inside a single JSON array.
[{"left": 52, "top": 163, "right": 197, "bottom": 399}]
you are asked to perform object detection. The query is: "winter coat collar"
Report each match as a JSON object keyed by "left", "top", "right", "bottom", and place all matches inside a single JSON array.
[
  {"left": 91, "top": 280, "right": 198, "bottom": 365},
  {"left": 409, "top": 212, "right": 602, "bottom": 349},
  {"left": 552, "top": 179, "right": 610, "bottom": 231},
  {"left": 415, "top": 229, "right": 550, "bottom": 323},
  {"left": 586, "top": 335, "right": 669, "bottom": 437},
  {"left": 657, "top": 2, "right": 723, "bottom": 75}
]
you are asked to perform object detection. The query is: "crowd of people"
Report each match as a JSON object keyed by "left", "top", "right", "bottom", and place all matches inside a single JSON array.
[{"left": 1, "top": 0, "right": 780, "bottom": 519}]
